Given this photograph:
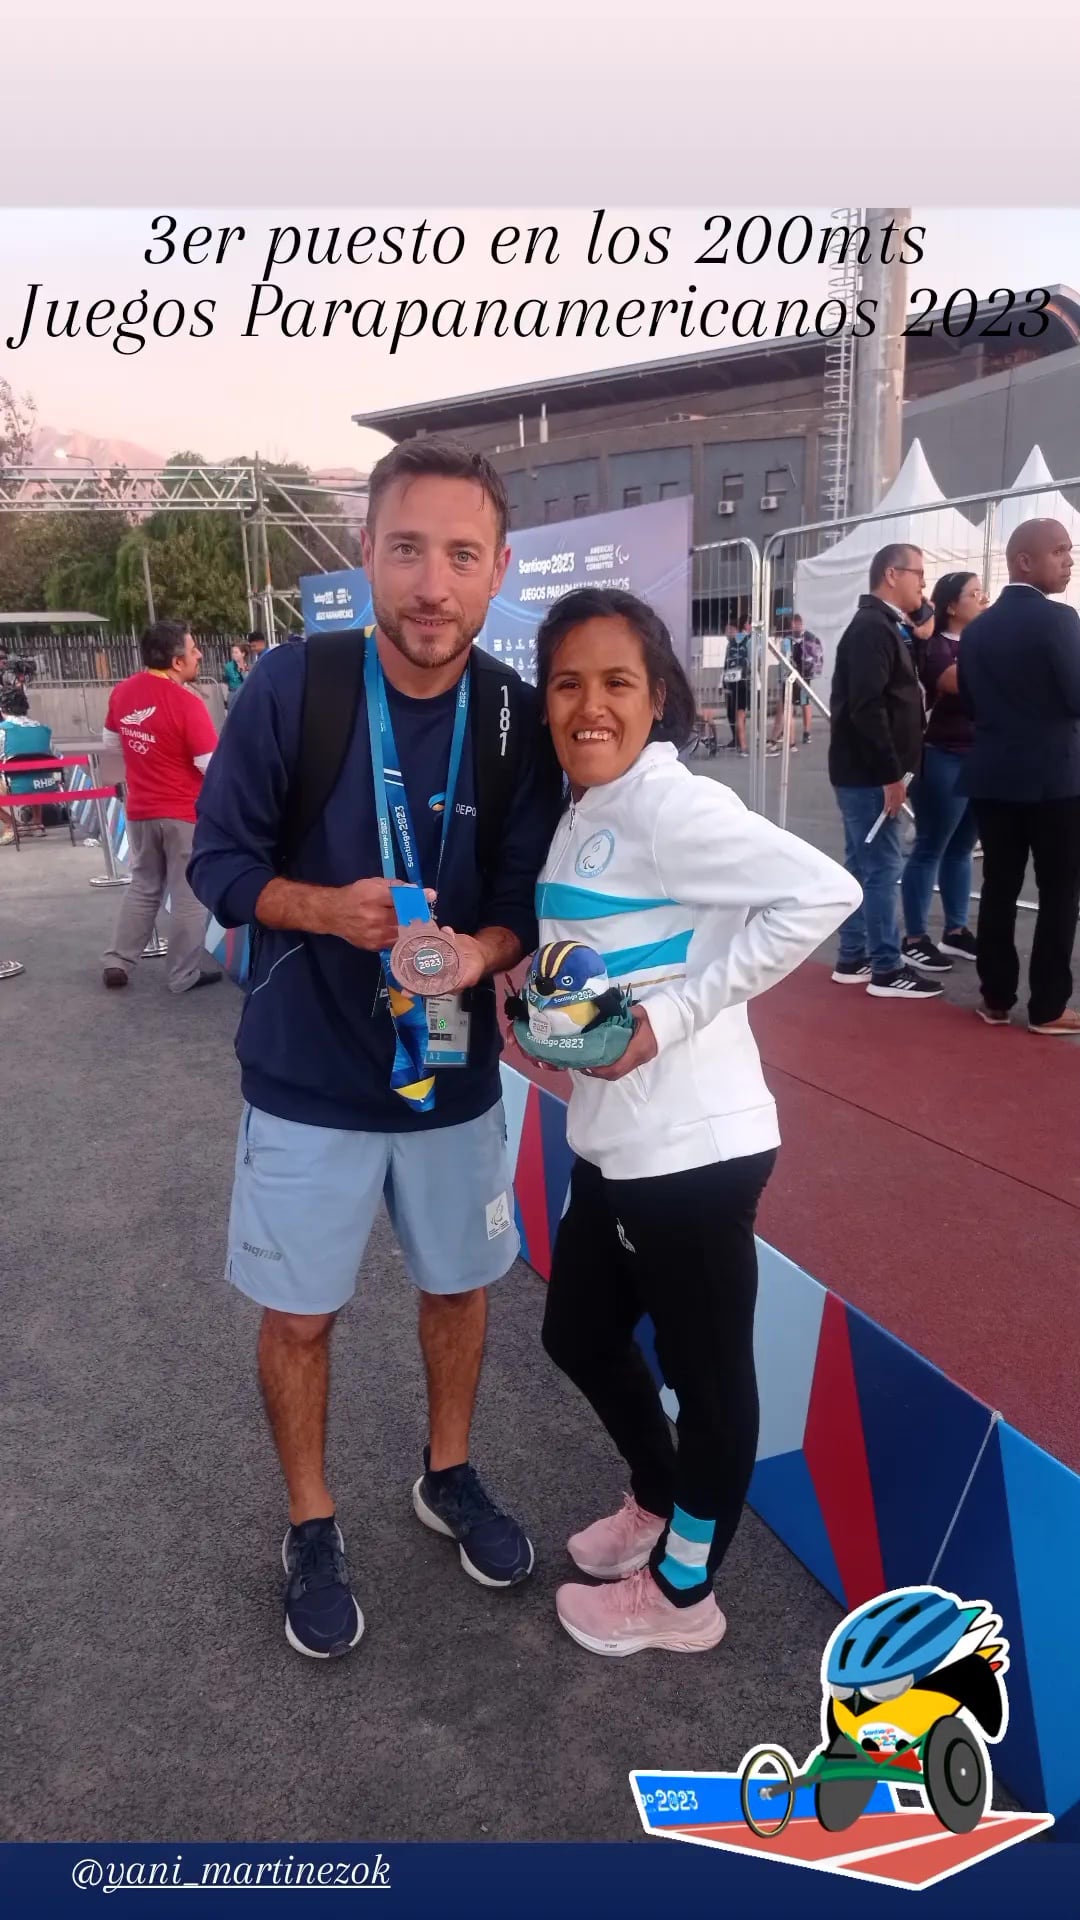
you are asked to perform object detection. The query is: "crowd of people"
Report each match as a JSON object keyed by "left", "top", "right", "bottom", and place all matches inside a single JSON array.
[
  {"left": 700, "top": 615, "right": 824, "bottom": 761},
  {"left": 768, "top": 615, "right": 825, "bottom": 753},
  {"left": 4, "top": 440, "right": 1077, "bottom": 1672},
  {"left": 828, "top": 525, "right": 1080, "bottom": 1032}
]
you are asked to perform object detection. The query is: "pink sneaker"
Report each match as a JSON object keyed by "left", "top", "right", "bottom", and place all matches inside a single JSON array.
[
  {"left": 556, "top": 1566, "right": 727, "bottom": 1657},
  {"left": 567, "top": 1493, "right": 666, "bottom": 1580}
]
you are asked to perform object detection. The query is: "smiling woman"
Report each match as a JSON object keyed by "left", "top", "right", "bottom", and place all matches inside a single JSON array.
[
  {"left": 529, "top": 586, "right": 863, "bottom": 1660},
  {"left": 537, "top": 589, "right": 697, "bottom": 798}
]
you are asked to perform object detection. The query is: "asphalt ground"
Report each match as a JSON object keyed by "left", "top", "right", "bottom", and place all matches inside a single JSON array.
[
  {"left": 1, "top": 740, "right": 1034, "bottom": 1841},
  {"left": 0, "top": 831, "right": 843, "bottom": 1844}
]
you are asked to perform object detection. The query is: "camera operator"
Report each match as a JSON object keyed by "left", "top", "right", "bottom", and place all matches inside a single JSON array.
[{"left": 0, "top": 650, "right": 32, "bottom": 718}]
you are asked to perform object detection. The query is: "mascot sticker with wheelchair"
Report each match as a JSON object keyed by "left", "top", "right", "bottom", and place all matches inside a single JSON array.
[{"left": 630, "top": 1585, "right": 1053, "bottom": 1892}]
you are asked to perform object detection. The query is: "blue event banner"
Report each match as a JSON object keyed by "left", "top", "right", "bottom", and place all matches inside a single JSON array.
[
  {"left": 477, "top": 494, "right": 693, "bottom": 686},
  {"left": 297, "top": 495, "right": 692, "bottom": 675},
  {"left": 298, "top": 566, "right": 373, "bottom": 635},
  {"left": 3, "top": 1840, "right": 1077, "bottom": 1918}
]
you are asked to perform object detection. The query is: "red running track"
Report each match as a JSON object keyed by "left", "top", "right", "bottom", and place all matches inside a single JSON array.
[
  {"left": 667, "top": 1810, "right": 1051, "bottom": 1887},
  {"left": 750, "top": 962, "right": 1080, "bottom": 1471}
]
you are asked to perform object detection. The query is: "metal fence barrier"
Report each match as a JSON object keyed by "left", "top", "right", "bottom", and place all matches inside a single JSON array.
[
  {"left": 17, "top": 631, "right": 239, "bottom": 686},
  {"left": 688, "top": 536, "right": 771, "bottom": 810}
]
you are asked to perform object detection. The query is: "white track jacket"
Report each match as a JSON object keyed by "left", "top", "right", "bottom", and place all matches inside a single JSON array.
[{"left": 536, "top": 743, "right": 862, "bottom": 1178}]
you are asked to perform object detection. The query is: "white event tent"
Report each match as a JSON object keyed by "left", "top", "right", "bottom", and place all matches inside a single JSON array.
[{"left": 793, "top": 441, "right": 984, "bottom": 679}]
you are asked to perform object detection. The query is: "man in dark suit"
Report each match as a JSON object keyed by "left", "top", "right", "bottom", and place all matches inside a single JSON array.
[{"left": 958, "top": 518, "right": 1080, "bottom": 1035}]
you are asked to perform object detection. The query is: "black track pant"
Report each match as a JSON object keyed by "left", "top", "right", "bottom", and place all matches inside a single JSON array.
[{"left": 542, "top": 1149, "right": 776, "bottom": 1606}]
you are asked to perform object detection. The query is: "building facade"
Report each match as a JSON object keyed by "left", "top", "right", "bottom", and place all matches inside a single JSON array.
[{"left": 355, "top": 288, "right": 1080, "bottom": 551}]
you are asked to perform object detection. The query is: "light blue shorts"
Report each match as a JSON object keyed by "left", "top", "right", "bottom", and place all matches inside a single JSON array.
[{"left": 227, "top": 1101, "right": 520, "bottom": 1313}]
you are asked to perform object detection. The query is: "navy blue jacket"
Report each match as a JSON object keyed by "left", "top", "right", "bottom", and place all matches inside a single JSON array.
[
  {"left": 957, "top": 585, "right": 1080, "bottom": 802},
  {"left": 188, "top": 644, "right": 560, "bottom": 1131}
]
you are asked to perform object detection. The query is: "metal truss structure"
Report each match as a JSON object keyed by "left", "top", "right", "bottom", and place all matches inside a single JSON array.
[
  {"left": 0, "top": 464, "right": 257, "bottom": 513},
  {"left": 0, "top": 459, "right": 369, "bottom": 634}
]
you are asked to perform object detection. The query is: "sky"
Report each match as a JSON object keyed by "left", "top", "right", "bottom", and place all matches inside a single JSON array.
[{"left": 1, "top": 207, "right": 1078, "bottom": 473}]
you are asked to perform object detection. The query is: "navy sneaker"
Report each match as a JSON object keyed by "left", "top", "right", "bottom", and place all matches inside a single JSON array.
[
  {"left": 939, "top": 928, "right": 978, "bottom": 961},
  {"left": 412, "top": 1450, "right": 535, "bottom": 1588},
  {"left": 832, "top": 957, "right": 872, "bottom": 985},
  {"left": 281, "top": 1517, "right": 365, "bottom": 1659},
  {"left": 867, "top": 966, "right": 944, "bottom": 1000},
  {"left": 902, "top": 934, "right": 953, "bottom": 974}
]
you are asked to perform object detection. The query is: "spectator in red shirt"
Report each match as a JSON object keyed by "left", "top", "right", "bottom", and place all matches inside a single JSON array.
[{"left": 101, "top": 620, "right": 222, "bottom": 995}]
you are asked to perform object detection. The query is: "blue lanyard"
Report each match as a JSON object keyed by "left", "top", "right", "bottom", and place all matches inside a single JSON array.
[{"left": 363, "top": 632, "right": 470, "bottom": 888}]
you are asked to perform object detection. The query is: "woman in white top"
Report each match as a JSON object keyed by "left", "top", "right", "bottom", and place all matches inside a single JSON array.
[{"left": 531, "top": 588, "right": 861, "bottom": 1658}]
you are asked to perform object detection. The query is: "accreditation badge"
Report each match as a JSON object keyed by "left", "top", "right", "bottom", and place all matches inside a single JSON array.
[{"left": 425, "top": 993, "right": 471, "bottom": 1068}]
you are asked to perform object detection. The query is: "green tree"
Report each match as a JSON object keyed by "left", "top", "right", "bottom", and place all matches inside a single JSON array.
[
  {"left": 0, "top": 380, "right": 40, "bottom": 606},
  {"left": 0, "top": 379, "right": 36, "bottom": 468},
  {"left": 112, "top": 451, "right": 250, "bottom": 631},
  {"left": 42, "top": 513, "right": 127, "bottom": 618},
  {"left": 114, "top": 521, "right": 248, "bottom": 632},
  {"left": 0, "top": 386, "right": 131, "bottom": 617},
  {"left": 135, "top": 451, "right": 364, "bottom": 633}
]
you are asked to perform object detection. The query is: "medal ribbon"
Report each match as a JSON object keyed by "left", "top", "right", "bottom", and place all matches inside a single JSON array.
[{"left": 364, "top": 630, "right": 470, "bottom": 1111}]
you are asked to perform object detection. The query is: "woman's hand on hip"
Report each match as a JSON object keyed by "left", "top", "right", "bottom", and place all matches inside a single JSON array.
[{"left": 582, "top": 1006, "right": 658, "bottom": 1083}]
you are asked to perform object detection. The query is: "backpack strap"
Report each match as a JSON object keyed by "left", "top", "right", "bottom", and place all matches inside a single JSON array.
[
  {"left": 469, "top": 647, "right": 527, "bottom": 880},
  {"left": 281, "top": 635, "right": 558, "bottom": 883},
  {"left": 280, "top": 632, "right": 366, "bottom": 871}
]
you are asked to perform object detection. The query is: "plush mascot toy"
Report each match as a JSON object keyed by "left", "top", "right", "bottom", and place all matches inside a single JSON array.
[{"left": 506, "top": 941, "right": 636, "bottom": 1071}]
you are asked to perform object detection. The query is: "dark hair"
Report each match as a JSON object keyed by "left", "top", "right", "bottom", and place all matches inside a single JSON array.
[
  {"left": 367, "top": 435, "right": 509, "bottom": 550},
  {"left": 931, "top": 572, "right": 976, "bottom": 634},
  {"left": 247, "top": 630, "right": 266, "bottom": 645},
  {"left": 535, "top": 587, "right": 697, "bottom": 749},
  {"left": 140, "top": 620, "right": 191, "bottom": 671},
  {"left": 869, "top": 542, "right": 921, "bottom": 590}
]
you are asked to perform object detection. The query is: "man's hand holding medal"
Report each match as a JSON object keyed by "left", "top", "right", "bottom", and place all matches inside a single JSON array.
[{"left": 327, "top": 877, "right": 481, "bottom": 994}]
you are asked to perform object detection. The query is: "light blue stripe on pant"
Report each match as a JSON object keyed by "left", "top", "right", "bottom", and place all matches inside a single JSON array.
[{"left": 657, "top": 1505, "right": 716, "bottom": 1591}]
